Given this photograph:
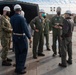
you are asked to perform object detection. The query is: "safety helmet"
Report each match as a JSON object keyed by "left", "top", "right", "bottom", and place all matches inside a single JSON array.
[
  {"left": 14, "top": 4, "right": 22, "bottom": 11},
  {"left": 20, "top": 10, "right": 25, "bottom": 17},
  {"left": 56, "top": 7, "right": 61, "bottom": 12},
  {"left": 3, "top": 6, "right": 11, "bottom": 11},
  {"left": 39, "top": 9, "right": 45, "bottom": 13},
  {"left": 65, "top": 10, "right": 72, "bottom": 15}
]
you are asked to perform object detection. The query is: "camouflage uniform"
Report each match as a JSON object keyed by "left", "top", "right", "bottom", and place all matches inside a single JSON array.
[
  {"left": 51, "top": 15, "right": 64, "bottom": 56},
  {"left": 1, "top": 15, "right": 12, "bottom": 60},
  {"left": 30, "top": 16, "right": 45, "bottom": 57},
  {"left": 0, "top": 14, "right": 2, "bottom": 39},
  {"left": 60, "top": 18, "right": 74, "bottom": 65},
  {"left": 44, "top": 18, "right": 50, "bottom": 49}
]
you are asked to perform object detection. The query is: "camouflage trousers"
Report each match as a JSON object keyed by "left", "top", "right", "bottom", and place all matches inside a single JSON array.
[
  {"left": 44, "top": 33, "right": 50, "bottom": 49},
  {"left": 61, "top": 37, "right": 72, "bottom": 65},
  {"left": 1, "top": 37, "right": 11, "bottom": 60}
]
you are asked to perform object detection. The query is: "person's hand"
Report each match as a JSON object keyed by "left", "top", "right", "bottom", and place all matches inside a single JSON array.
[
  {"left": 29, "top": 39, "right": 32, "bottom": 44},
  {"left": 60, "top": 37, "right": 62, "bottom": 40},
  {"left": 54, "top": 25, "right": 59, "bottom": 28},
  {"left": 9, "top": 29, "right": 13, "bottom": 32},
  {"left": 35, "top": 29, "right": 39, "bottom": 32},
  {"left": 59, "top": 26, "right": 62, "bottom": 29},
  {"left": 10, "top": 29, "right": 13, "bottom": 30},
  {"left": 29, "top": 39, "right": 32, "bottom": 48}
]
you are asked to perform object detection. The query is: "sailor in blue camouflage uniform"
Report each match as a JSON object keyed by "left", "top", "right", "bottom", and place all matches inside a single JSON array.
[{"left": 10, "top": 4, "right": 32, "bottom": 74}]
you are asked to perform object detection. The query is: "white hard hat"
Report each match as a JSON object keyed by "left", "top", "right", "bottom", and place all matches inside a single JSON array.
[
  {"left": 65, "top": 10, "right": 72, "bottom": 15},
  {"left": 39, "top": 9, "right": 45, "bottom": 13},
  {"left": 14, "top": 4, "right": 22, "bottom": 11},
  {"left": 56, "top": 7, "right": 61, "bottom": 12},
  {"left": 3, "top": 6, "right": 11, "bottom": 11},
  {"left": 20, "top": 10, "right": 25, "bottom": 17}
]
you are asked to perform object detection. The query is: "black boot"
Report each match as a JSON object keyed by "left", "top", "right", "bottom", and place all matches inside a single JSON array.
[
  {"left": 67, "top": 60, "right": 72, "bottom": 65},
  {"left": 2, "top": 60, "right": 12, "bottom": 66},
  {"left": 58, "top": 63, "right": 67, "bottom": 67},
  {"left": 52, "top": 53, "right": 57, "bottom": 57},
  {"left": 59, "top": 54, "right": 61, "bottom": 57},
  {"left": 47, "top": 48, "right": 51, "bottom": 51},
  {"left": 7, "top": 58, "right": 12, "bottom": 62},
  {"left": 38, "top": 53, "right": 45, "bottom": 56},
  {"left": 33, "top": 56, "right": 37, "bottom": 59},
  {"left": 15, "top": 69, "right": 26, "bottom": 74},
  {"left": 9, "top": 48, "right": 13, "bottom": 50}
]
